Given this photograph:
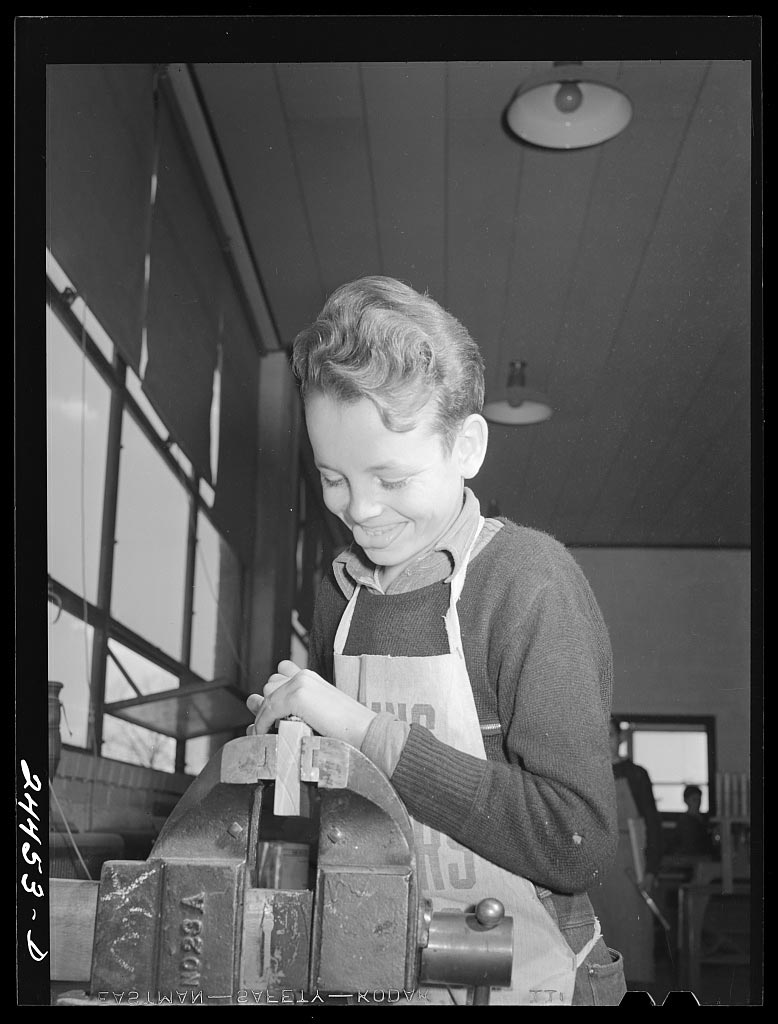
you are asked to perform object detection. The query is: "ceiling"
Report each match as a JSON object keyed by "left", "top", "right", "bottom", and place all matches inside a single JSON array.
[{"left": 186, "top": 59, "right": 755, "bottom": 548}]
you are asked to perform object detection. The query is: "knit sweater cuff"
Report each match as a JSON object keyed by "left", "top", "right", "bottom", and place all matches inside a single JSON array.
[
  {"left": 360, "top": 712, "right": 412, "bottom": 778},
  {"left": 390, "top": 724, "right": 487, "bottom": 834}
]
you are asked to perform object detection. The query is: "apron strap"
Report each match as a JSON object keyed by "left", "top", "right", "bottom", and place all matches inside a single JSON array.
[
  {"left": 444, "top": 516, "right": 485, "bottom": 659},
  {"left": 449, "top": 516, "right": 485, "bottom": 605},
  {"left": 333, "top": 583, "right": 361, "bottom": 656}
]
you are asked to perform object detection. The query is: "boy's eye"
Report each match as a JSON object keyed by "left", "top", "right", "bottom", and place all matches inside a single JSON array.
[
  {"left": 380, "top": 478, "right": 409, "bottom": 491},
  {"left": 321, "top": 475, "right": 346, "bottom": 489}
]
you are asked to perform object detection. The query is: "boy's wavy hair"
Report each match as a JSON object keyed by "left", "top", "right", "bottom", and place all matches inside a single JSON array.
[{"left": 291, "top": 276, "right": 485, "bottom": 450}]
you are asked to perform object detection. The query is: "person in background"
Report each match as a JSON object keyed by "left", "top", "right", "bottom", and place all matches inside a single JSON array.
[
  {"left": 589, "top": 718, "right": 663, "bottom": 992},
  {"left": 669, "top": 784, "right": 714, "bottom": 859},
  {"left": 245, "top": 276, "right": 626, "bottom": 1005}
]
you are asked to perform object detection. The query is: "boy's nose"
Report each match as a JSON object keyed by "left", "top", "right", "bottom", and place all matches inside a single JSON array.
[{"left": 347, "top": 486, "right": 383, "bottom": 523}]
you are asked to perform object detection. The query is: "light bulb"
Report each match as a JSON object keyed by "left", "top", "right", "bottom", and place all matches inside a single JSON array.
[{"left": 554, "top": 81, "right": 583, "bottom": 114}]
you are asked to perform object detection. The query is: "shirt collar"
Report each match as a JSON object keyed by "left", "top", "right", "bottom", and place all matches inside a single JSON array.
[{"left": 333, "top": 487, "right": 482, "bottom": 598}]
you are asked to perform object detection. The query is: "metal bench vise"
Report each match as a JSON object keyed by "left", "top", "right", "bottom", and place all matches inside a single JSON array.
[{"left": 82, "top": 723, "right": 513, "bottom": 1005}]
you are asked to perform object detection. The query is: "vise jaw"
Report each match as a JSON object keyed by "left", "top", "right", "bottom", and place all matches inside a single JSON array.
[{"left": 83, "top": 724, "right": 512, "bottom": 1005}]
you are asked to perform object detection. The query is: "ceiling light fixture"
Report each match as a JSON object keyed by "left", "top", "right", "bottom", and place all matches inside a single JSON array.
[
  {"left": 505, "top": 61, "right": 632, "bottom": 150},
  {"left": 483, "top": 360, "right": 553, "bottom": 426}
]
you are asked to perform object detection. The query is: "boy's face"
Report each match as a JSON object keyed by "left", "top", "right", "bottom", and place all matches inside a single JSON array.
[{"left": 306, "top": 393, "right": 475, "bottom": 587}]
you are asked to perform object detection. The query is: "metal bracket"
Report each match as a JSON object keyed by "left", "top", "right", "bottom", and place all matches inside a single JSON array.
[{"left": 300, "top": 736, "right": 350, "bottom": 788}]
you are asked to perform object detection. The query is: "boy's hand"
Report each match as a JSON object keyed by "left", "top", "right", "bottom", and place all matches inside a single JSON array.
[{"left": 245, "top": 660, "right": 377, "bottom": 749}]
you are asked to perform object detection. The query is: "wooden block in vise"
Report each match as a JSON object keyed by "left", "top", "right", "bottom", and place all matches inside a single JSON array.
[{"left": 273, "top": 718, "right": 312, "bottom": 816}]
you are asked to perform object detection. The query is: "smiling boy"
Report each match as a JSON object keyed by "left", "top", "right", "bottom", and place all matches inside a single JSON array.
[{"left": 246, "top": 276, "right": 626, "bottom": 1005}]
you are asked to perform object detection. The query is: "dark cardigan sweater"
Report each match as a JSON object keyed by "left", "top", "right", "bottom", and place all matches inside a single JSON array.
[{"left": 308, "top": 519, "right": 618, "bottom": 895}]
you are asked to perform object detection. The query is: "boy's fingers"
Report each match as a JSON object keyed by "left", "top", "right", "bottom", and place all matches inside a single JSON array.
[
  {"left": 276, "top": 660, "right": 300, "bottom": 678},
  {"left": 246, "top": 693, "right": 264, "bottom": 714},
  {"left": 264, "top": 677, "right": 289, "bottom": 697}
]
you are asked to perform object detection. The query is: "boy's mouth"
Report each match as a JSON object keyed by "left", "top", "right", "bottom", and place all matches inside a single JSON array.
[{"left": 353, "top": 522, "right": 406, "bottom": 549}]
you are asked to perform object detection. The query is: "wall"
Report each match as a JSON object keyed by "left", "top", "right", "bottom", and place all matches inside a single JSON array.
[
  {"left": 49, "top": 748, "right": 192, "bottom": 875},
  {"left": 570, "top": 547, "right": 752, "bottom": 774}
]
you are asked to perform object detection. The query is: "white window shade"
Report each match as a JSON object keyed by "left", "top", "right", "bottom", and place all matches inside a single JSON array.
[
  {"left": 141, "top": 91, "right": 224, "bottom": 484},
  {"left": 46, "top": 64, "right": 155, "bottom": 373}
]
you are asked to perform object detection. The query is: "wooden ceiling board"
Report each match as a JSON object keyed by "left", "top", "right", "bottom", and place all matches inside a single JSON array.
[
  {"left": 444, "top": 63, "right": 533, "bottom": 368},
  {"left": 361, "top": 62, "right": 448, "bottom": 298},
  {"left": 515, "top": 69, "right": 709, "bottom": 530},
  {"left": 467, "top": 141, "right": 603, "bottom": 531},
  {"left": 195, "top": 63, "right": 325, "bottom": 344},
  {"left": 560, "top": 177, "right": 751, "bottom": 542},
  {"left": 277, "top": 63, "right": 383, "bottom": 298},
  {"left": 614, "top": 328, "right": 750, "bottom": 545},
  {"left": 278, "top": 62, "right": 365, "bottom": 121},
  {"left": 540, "top": 69, "right": 749, "bottom": 538},
  {"left": 484, "top": 145, "right": 605, "bottom": 423},
  {"left": 650, "top": 394, "right": 751, "bottom": 547}
]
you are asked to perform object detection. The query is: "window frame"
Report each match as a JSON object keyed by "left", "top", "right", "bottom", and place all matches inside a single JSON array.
[
  {"left": 46, "top": 272, "right": 246, "bottom": 774},
  {"left": 613, "top": 712, "right": 717, "bottom": 816}
]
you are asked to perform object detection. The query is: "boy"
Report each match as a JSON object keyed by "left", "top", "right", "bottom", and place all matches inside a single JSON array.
[{"left": 246, "top": 276, "right": 625, "bottom": 1005}]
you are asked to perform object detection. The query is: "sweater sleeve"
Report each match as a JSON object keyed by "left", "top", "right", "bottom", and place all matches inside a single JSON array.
[{"left": 390, "top": 559, "right": 618, "bottom": 894}]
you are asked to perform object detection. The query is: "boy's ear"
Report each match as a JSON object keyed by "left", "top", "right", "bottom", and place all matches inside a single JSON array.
[{"left": 455, "top": 414, "right": 489, "bottom": 479}]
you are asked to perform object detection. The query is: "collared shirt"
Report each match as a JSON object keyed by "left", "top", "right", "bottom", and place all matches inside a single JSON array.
[{"left": 332, "top": 487, "right": 503, "bottom": 599}]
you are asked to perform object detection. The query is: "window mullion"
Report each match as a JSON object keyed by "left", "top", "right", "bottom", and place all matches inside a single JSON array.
[
  {"left": 87, "top": 351, "right": 126, "bottom": 754},
  {"left": 176, "top": 479, "right": 200, "bottom": 773}
]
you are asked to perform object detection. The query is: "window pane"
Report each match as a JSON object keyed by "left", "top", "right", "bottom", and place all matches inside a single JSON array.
[
  {"left": 185, "top": 736, "right": 212, "bottom": 776},
  {"left": 653, "top": 782, "right": 711, "bottom": 815},
  {"left": 47, "top": 250, "right": 114, "bottom": 362},
  {"left": 103, "top": 643, "right": 180, "bottom": 771},
  {"left": 101, "top": 717, "right": 176, "bottom": 772},
  {"left": 46, "top": 307, "right": 111, "bottom": 603},
  {"left": 112, "top": 413, "right": 189, "bottom": 658},
  {"left": 631, "top": 730, "right": 709, "bottom": 813},
  {"left": 105, "top": 639, "right": 180, "bottom": 701},
  {"left": 48, "top": 605, "right": 94, "bottom": 749},
  {"left": 191, "top": 512, "right": 242, "bottom": 681}
]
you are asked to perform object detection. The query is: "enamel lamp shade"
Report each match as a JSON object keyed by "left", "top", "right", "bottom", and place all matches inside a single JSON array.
[
  {"left": 483, "top": 361, "right": 553, "bottom": 425},
  {"left": 506, "top": 61, "right": 632, "bottom": 150}
]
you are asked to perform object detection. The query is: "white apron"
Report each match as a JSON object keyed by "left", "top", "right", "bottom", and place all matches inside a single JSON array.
[{"left": 333, "top": 519, "right": 600, "bottom": 1005}]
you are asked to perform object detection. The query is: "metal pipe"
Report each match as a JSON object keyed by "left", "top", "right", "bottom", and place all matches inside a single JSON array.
[{"left": 419, "top": 908, "right": 513, "bottom": 989}]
